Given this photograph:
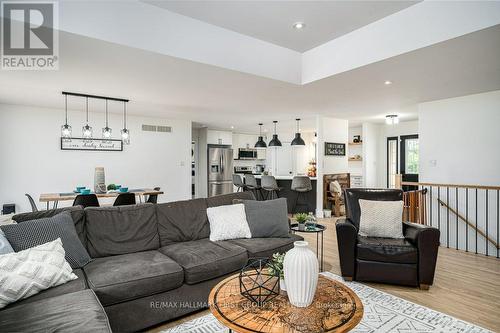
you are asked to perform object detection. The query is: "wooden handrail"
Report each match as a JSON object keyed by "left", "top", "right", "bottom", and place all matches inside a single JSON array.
[
  {"left": 437, "top": 199, "right": 499, "bottom": 249},
  {"left": 400, "top": 181, "right": 500, "bottom": 191}
]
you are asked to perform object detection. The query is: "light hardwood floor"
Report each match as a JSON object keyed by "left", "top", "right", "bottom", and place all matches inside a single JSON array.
[{"left": 150, "top": 217, "right": 500, "bottom": 332}]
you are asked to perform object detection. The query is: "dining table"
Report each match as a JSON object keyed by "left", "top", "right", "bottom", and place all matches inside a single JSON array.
[{"left": 39, "top": 189, "right": 164, "bottom": 209}]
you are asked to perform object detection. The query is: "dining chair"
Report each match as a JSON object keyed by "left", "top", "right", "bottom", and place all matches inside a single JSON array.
[
  {"left": 113, "top": 193, "right": 136, "bottom": 206},
  {"left": 291, "top": 176, "right": 313, "bottom": 213},
  {"left": 146, "top": 187, "right": 161, "bottom": 204},
  {"left": 232, "top": 174, "right": 247, "bottom": 192},
  {"left": 261, "top": 175, "right": 282, "bottom": 200},
  {"left": 25, "top": 194, "right": 39, "bottom": 212},
  {"left": 244, "top": 174, "right": 263, "bottom": 200},
  {"left": 72, "top": 194, "right": 100, "bottom": 208}
]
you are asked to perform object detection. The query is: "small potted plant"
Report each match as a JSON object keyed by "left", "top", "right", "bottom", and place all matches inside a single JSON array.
[
  {"left": 268, "top": 252, "right": 286, "bottom": 294},
  {"left": 295, "top": 213, "right": 308, "bottom": 231}
]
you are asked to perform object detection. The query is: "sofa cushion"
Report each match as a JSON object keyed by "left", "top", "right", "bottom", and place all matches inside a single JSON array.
[
  {"left": 357, "top": 236, "right": 418, "bottom": 264},
  {"left": 83, "top": 250, "right": 183, "bottom": 306},
  {"left": 206, "top": 192, "right": 255, "bottom": 208},
  {"left": 229, "top": 234, "right": 303, "bottom": 258},
  {"left": 156, "top": 198, "right": 210, "bottom": 246},
  {"left": 0, "top": 290, "right": 111, "bottom": 333},
  {"left": 207, "top": 203, "right": 251, "bottom": 241},
  {"left": 2, "top": 212, "right": 91, "bottom": 269},
  {"left": 13, "top": 206, "right": 86, "bottom": 246},
  {"left": 159, "top": 239, "right": 248, "bottom": 284},
  {"left": 243, "top": 198, "right": 290, "bottom": 238},
  {"left": 9, "top": 269, "right": 87, "bottom": 308},
  {"left": 85, "top": 204, "right": 159, "bottom": 258}
]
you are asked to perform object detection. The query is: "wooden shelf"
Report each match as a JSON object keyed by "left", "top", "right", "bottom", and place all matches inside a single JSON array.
[
  {"left": 348, "top": 157, "right": 363, "bottom": 161},
  {"left": 348, "top": 142, "right": 363, "bottom": 146}
]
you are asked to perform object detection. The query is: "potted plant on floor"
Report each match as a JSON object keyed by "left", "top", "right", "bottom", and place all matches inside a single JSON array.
[
  {"left": 268, "top": 252, "right": 286, "bottom": 294},
  {"left": 295, "top": 213, "right": 308, "bottom": 231}
]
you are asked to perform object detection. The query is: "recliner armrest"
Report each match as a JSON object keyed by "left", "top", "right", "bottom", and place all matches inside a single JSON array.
[
  {"left": 335, "top": 218, "right": 358, "bottom": 279},
  {"left": 403, "top": 222, "right": 440, "bottom": 286}
]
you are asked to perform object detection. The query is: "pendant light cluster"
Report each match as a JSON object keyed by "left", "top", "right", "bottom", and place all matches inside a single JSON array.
[
  {"left": 254, "top": 119, "right": 306, "bottom": 148},
  {"left": 61, "top": 92, "right": 131, "bottom": 145}
]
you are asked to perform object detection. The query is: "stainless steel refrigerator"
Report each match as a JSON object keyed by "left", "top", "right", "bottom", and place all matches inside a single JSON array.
[{"left": 208, "top": 146, "right": 234, "bottom": 197}]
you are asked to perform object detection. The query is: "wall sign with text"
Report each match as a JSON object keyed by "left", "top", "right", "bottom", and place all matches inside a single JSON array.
[
  {"left": 324, "top": 142, "right": 346, "bottom": 156},
  {"left": 61, "top": 138, "right": 123, "bottom": 151}
]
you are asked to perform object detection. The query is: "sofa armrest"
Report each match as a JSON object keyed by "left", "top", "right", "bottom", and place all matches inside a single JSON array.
[
  {"left": 335, "top": 218, "right": 358, "bottom": 279},
  {"left": 403, "top": 222, "right": 440, "bottom": 286}
]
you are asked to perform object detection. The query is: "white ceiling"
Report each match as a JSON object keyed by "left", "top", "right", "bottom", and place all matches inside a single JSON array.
[
  {"left": 1, "top": 24, "right": 499, "bottom": 133},
  {"left": 145, "top": 1, "right": 419, "bottom": 52}
]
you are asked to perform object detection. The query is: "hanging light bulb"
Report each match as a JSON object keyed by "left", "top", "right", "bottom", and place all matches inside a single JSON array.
[
  {"left": 61, "top": 94, "right": 72, "bottom": 138},
  {"left": 82, "top": 97, "right": 93, "bottom": 139},
  {"left": 102, "top": 99, "right": 112, "bottom": 139},
  {"left": 385, "top": 114, "right": 399, "bottom": 125},
  {"left": 120, "top": 101, "right": 130, "bottom": 145},
  {"left": 268, "top": 121, "right": 282, "bottom": 147},
  {"left": 254, "top": 123, "right": 267, "bottom": 148},
  {"left": 291, "top": 118, "right": 305, "bottom": 146}
]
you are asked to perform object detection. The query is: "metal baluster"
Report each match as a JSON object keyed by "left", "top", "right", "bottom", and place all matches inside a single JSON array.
[
  {"left": 485, "top": 190, "right": 488, "bottom": 256},
  {"left": 456, "top": 187, "right": 459, "bottom": 250},
  {"left": 475, "top": 188, "right": 478, "bottom": 254},
  {"left": 447, "top": 187, "right": 450, "bottom": 248},
  {"left": 465, "top": 188, "right": 468, "bottom": 253},
  {"left": 437, "top": 187, "right": 441, "bottom": 232}
]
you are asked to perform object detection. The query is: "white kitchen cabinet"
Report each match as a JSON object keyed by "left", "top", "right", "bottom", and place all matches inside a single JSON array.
[
  {"left": 233, "top": 133, "right": 258, "bottom": 150},
  {"left": 207, "top": 130, "right": 233, "bottom": 145},
  {"left": 256, "top": 148, "right": 266, "bottom": 160}
]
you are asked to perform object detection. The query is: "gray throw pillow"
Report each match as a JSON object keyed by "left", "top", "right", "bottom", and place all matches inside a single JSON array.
[
  {"left": 0, "top": 211, "right": 91, "bottom": 269},
  {"left": 243, "top": 198, "right": 290, "bottom": 238}
]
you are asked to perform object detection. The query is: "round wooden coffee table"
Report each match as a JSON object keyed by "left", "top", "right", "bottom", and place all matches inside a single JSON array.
[{"left": 209, "top": 273, "right": 363, "bottom": 333}]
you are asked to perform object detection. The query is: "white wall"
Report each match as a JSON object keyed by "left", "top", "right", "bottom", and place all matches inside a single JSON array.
[
  {"left": 0, "top": 104, "right": 192, "bottom": 213},
  {"left": 419, "top": 91, "right": 500, "bottom": 256},
  {"left": 419, "top": 90, "right": 500, "bottom": 186},
  {"left": 316, "top": 116, "right": 349, "bottom": 215},
  {"left": 362, "top": 123, "right": 381, "bottom": 187}
]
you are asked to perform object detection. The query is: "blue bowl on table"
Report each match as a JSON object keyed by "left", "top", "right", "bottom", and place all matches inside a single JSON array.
[
  {"left": 119, "top": 187, "right": 128, "bottom": 193},
  {"left": 76, "top": 186, "right": 86, "bottom": 192},
  {"left": 80, "top": 189, "right": 91, "bottom": 195}
]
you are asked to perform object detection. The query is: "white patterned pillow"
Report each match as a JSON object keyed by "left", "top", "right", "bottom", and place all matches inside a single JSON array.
[
  {"left": 207, "top": 204, "right": 252, "bottom": 241},
  {"left": 0, "top": 238, "right": 77, "bottom": 308},
  {"left": 358, "top": 199, "right": 404, "bottom": 238}
]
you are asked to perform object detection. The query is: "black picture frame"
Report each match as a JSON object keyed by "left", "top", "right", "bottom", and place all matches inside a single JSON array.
[
  {"left": 324, "top": 142, "right": 346, "bottom": 156},
  {"left": 60, "top": 137, "right": 123, "bottom": 151}
]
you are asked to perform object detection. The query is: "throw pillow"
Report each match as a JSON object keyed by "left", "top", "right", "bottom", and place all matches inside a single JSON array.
[
  {"left": 242, "top": 198, "right": 290, "bottom": 238},
  {"left": 207, "top": 204, "right": 251, "bottom": 241},
  {"left": 0, "top": 238, "right": 77, "bottom": 309},
  {"left": 358, "top": 199, "right": 404, "bottom": 238},
  {"left": 1, "top": 211, "right": 91, "bottom": 268},
  {"left": 0, "top": 229, "right": 14, "bottom": 255}
]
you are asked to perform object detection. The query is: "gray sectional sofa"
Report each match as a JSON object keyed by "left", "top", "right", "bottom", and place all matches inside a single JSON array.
[{"left": 0, "top": 192, "right": 303, "bottom": 332}]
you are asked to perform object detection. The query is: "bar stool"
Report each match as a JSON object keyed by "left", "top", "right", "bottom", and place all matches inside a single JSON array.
[
  {"left": 245, "top": 174, "right": 263, "bottom": 200},
  {"left": 233, "top": 174, "right": 246, "bottom": 192},
  {"left": 291, "top": 176, "right": 312, "bottom": 213},
  {"left": 261, "top": 175, "right": 282, "bottom": 200}
]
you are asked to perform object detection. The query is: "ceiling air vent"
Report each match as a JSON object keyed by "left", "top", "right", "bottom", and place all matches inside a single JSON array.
[
  {"left": 157, "top": 126, "right": 172, "bottom": 133},
  {"left": 142, "top": 124, "right": 157, "bottom": 132}
]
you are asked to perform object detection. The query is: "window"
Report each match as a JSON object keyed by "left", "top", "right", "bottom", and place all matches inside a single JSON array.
[{"left": 401, "top": 135, "right": 419, "bottom": 175}]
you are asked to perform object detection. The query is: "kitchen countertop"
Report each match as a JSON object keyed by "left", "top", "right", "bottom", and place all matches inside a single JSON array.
[{"left": 253, "top": 175, "right": 317, "bottom": 180}]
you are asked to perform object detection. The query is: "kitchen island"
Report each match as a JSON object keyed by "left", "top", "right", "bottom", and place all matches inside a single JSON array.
[{"left": 253, "top": 175, "right": 317, "bottom": 214}]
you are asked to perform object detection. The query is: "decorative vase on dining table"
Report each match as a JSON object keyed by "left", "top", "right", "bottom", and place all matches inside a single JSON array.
[
  {"left": 94, "top": 167, "right": 107, "bottom": 194},
  {"left": 283, "top": 241, "right": 319, "bottom": 307}
]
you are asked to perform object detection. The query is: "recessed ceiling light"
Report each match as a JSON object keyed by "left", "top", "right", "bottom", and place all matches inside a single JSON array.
[
  {"left": 230, "top": 126, "right": 234, "bottom": 129},
  {"left": 384, "top": 80, "right": 392, "bottom": 85},
  {"left": 293, "top": 22, "right": 305, "bottom": 30}
]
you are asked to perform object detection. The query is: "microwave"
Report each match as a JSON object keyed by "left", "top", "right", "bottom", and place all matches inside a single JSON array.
[{"left": 238, "top": 148, "right": 257, "bottom": 160}]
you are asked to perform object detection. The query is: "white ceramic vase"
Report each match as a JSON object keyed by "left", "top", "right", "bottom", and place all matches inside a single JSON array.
[
  {"left": 279, "top": 278, "right": 286, "bottom": 292},
  {"left": 283, "top": 241, "right": 319, "bottom": 307}
]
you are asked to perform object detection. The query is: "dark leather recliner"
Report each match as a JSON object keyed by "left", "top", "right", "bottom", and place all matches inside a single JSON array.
[{"left": 336, "top": 188, "right": 440, "bottom": 289}]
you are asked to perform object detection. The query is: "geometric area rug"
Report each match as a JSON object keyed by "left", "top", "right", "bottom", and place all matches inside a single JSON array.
[{"left": 161, "top": 272, "right": 492, "bottom": 333}]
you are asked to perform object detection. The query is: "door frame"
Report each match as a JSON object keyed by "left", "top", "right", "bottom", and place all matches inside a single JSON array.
[
  {"left": 400, "top": 134, "right": 419, "bottom": 174},
  {"left": 386, "top": 136, "right": 399, "bottom": 188}
]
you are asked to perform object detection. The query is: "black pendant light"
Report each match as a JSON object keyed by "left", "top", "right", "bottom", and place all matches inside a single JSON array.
[
  {"left": 120, "top": 101, "right": 130, "bottom": 145},
  {"left": 255, "top": 123, "right": 267, "bottom": 148},
  {"left": 82, "top": 97, "right": 93, "bottom": 139},
  {"left": 102, "top": 99, "right": 112, "bottom": 139},
  {"left": 268, "top": 121, "right": 282, "bottom": 147},
  {"left": 291, "top": 118, "right": 305, "bottom": 146}
]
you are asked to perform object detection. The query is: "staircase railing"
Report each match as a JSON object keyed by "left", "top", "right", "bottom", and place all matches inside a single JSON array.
[{"left": 396, "top": 175, "right": 500, "bottom": 258}]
